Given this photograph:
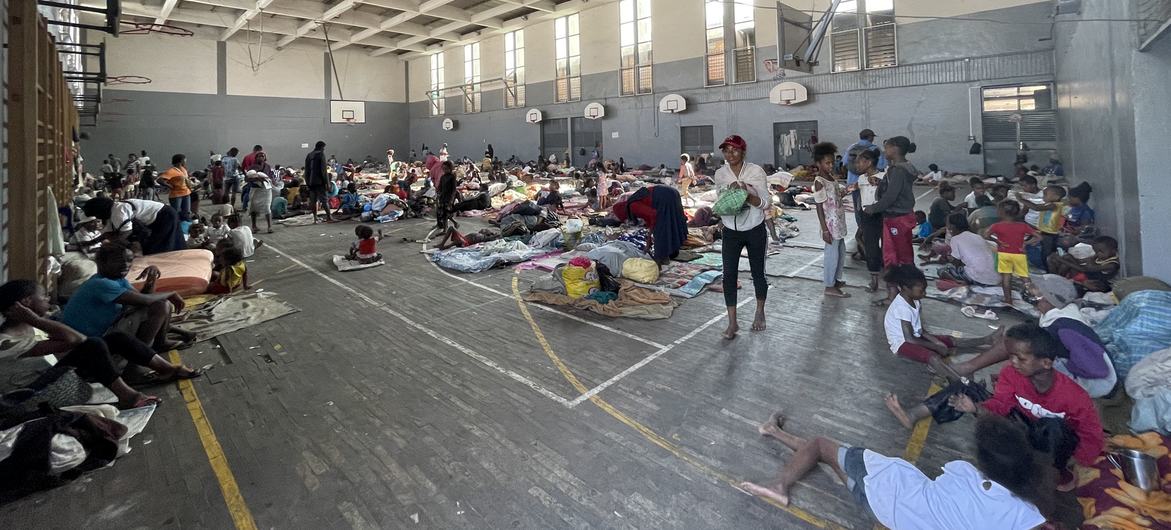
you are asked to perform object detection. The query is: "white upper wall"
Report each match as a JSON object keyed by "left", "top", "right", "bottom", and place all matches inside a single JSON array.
[
  {"left": 404, "top": 0, "right": 1049, "bottom": 92},
  {"left": 102, "top": 33, "right": 218, "bottom": 94},
  {"left": 94, "top": 31, "right": 404, "bottom": 102}
]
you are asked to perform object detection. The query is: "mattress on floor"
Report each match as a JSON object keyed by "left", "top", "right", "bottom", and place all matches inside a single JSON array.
[{"left": 129, "top": 249, "right": 214, "bottom": 297}]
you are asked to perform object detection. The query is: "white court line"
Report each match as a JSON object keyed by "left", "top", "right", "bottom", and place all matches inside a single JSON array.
[
  {"left": 784, "top": 253, "right": 827, "bottom": 278},
  {"left": 266, "top": 243, "right": 574, "bottom": 407},
  {"left": 568, "top": 296, "right": 755, "bottom": 407},
  {"left": 916, "top": 188, "right": 937, "bottom": 201},
  {"left": 421, "top": 243, "right": 667, "bottom": 350}
]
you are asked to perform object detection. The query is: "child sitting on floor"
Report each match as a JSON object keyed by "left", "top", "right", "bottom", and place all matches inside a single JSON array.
[
  {"left": 912, "top": 211, "right": 931, "bottom": 243},
  {"left": 917, "top": 163, "right": 944, "bottom": 185},
  {"left": 937, "top": 213, "right": 1000, "bottom": 288},
  {"left": 1048, "top": 235, "right": 1120, "bottom": 293},
  {"left": 69, "top": 215, "right": 104, "bottom": 255},
  {"left": 207, "top": 240, "right": 248, "bottom": 294},
  {"left": 536, "top": 180, "right": 564, "bottom": 210},
  {"left": 206, "top": 213, "right": 231, "bottom": 247},
  {"left": 884, "top": 264, "right": 955, "bottom": 369},
  {"left": 1060, "top": 182, "right": 1096, "bottom": 247},
  {"left": 347, "top": 225, "right": 383, "bottom": 264},
  {"left": 886, "top": 323, "right": 1105, "bottom": 491},
  {"left": 187, "top": 221, "right": 211, "bottom": 250},
  {"left": 335, "top": 183, "right": 363, "bottom": 218},
  {"left": 963, "top": 176, "right": 990, "bottom": 209},
  {"left": 986, "top": 200, "right": 1039, "bottom": 303},
  {"left": 918, "top": 182, "right": 957, "bottom": 262}
]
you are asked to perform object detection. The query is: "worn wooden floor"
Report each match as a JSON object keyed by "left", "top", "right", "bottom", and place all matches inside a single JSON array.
[{"left": 3, "top": 187, "right": 1025, "bottom": 529}]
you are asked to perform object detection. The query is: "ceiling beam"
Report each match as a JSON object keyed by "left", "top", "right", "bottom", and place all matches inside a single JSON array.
[
  {"left": 276, "top": 0, "right": 359, "bottom": 48},
  {"left": 392, "top": 0, "right": 589, "bottom": 59},
  {"left": 221, "top": 0, "right": 278, "bottom": 41},
  {"left": 154, "top": 0, "right": 180, "bottom": 24}
]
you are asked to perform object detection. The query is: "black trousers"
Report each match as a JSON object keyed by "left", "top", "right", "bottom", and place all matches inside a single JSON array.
[
  {"left": 859, "top": 211, "right": 884, "bottom": 274},
  {"left": 721, "top": 223, "right": 768, "bottom": 306},
  {"left": 57, "top": 332, "right": 157, "bottom": 386},
  {"left": 1039, "top": 233, "right": 1059, "bottom": 273}
]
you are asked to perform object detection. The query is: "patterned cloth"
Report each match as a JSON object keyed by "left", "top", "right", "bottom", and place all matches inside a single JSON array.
[
  {"left": 1076, "top": 432, "right": 1171, "bottom": 529},
  {"left": 1096, "top": 290, "right": 1171, "bottom": 380}
]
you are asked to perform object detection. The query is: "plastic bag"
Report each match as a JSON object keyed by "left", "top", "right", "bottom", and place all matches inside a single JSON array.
[
  {"left": 621, "top": 258, "right": 660, "bottom": 283},
  {"left": 564, "top": 218, "right": 584, "bottom": 234},
  {"left": 921, "top": 379, "right": 991, "bottom": 424},
  {"left": 562, "top": 262, "right": 600, "bottom": 298}
]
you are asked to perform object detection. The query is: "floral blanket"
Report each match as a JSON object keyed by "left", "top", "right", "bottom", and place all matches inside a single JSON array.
[{"left": 1077, "top": 432, "right": 1171, "bottom": 529}]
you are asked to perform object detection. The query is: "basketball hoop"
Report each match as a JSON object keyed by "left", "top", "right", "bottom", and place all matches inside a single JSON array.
[
  {"left": 107, "top": 75, "right": 153, "bottom": 85},
  {"left": 342, "top": 117, "right": 357, "bottom": 127},
  {"left": 119, "top": 21, "right": 195, "bottom": 37}
]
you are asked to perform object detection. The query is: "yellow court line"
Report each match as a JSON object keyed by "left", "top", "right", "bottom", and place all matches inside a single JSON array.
[
  {"left": 901, "top": 382, "right": 942, "bottom": 463},
  {"left": 169, "top": 351, "right": 259, "bottom": 530},
  {"left": 509, "top": 278, "right": 845, "bottom": 530}
]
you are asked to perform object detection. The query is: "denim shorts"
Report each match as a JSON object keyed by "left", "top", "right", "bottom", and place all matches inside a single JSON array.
[{"left": 837, "top": 445, "right": 871, "bottom": 510}]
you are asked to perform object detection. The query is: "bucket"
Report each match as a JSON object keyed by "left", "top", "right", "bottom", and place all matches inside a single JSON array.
[{"left": 1107, "top": 449, "right": 1162, "bottom": 492}]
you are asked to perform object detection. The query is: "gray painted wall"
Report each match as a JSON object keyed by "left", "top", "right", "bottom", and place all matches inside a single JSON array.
[
  {"left": 409, "top": 2, "right": 1056, "bottom": 173},
  {"left": 1054, "top": 0, "right": 1143, "bottom": 277},
  {"left": 1132, "top": 33, "right": 1171, "bottom": 282},
  {"left": 82, "top": 90, "right": 410, "bottom": 170}
]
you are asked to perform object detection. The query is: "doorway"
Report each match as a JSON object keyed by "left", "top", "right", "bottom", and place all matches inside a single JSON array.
[
  {"left": 773, "top": 120, "right": 818, "bottom": 169},
  {"left": 571, "top": 117, "right": 604, "bottom": 167},
  {"left": 680, "top": 125, "right": 714, "bottom": 159},
  {"left": 540, "top": 118, "right": 569, "bottom": 164}
]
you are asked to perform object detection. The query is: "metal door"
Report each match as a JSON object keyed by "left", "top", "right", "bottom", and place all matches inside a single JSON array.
[
  {"left": 571, "top": 117, "right": 603, "bottom": 167},
  {"left": 540, "top": 118, "right": 569, "bottom": 164}
]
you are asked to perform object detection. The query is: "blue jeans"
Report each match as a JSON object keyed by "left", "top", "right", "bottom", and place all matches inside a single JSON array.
[
  {"left": 169, "top": 194, "right": 191, "bottom": 221},
  {"left": 824, "top": 238, "right": 845, "bottom": 287}
]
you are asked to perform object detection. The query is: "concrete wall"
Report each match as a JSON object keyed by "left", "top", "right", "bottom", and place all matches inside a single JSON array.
[
  {"left": 82, "top": 91, "right": 409, "bottom": 170},
  {"left": 1053, "top": 0, "right": 1157, "bottom": 279},
  {"left": 83, "top": 32, "right": 408, "bottom": 168},
  {"left": 1132, "top": 34, "right": 1171, "bottom": 281},
  {"left": 407, "top": 1, "right": 1055, "bottom": 172}
]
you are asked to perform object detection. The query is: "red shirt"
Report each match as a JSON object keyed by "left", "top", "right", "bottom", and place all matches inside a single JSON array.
[
  {"left": 357, "top": 238, "right": 377, "bottom": 256},
  {"left": 982, "top": 364, "right": 1105, "bottom": 466},
  {"left": 241, "top": 152, "right": 259, "bottom": 172},
  {"left": 987, "top": 221, "right": 1036, "bottom": 254},
  {"left": 612, "top": 193, "right": 656, "bottom": 228}
]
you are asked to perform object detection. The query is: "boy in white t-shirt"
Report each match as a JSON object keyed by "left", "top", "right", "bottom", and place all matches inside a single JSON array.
[
  {"left": 939, "top": 213, "right": 1000, "bottom": 287},
  {"left": 740, "top": 413, "right": 1050, "bottom": 530},
  {"left": 882, "top": 265, "right": 955, "bottom": 370}
]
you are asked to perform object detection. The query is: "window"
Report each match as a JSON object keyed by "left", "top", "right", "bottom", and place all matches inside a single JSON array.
[
  {"left": 429, "top": 52, "right": 445, "bottom": 115},
  {"left": 463, "top": 42, "right": 481, "bottom": 113},
  {"left": 704, "top": 1, "right": 755, "bottom": 85},
  {"left": 504, "top": 30, "right": 526, "bottom": 108},
  {"left": 620, "top": 0, "right": 652, "bottom": 95},
  {"left": 832, "top": 0, "right": 897, "bottom": 72},
  {"left": 554, "top": 14, "right": 581, "bottom": 103},
  {"left": 981, "top": 85, "right": 1053, "bottom": 112},
  {"left": 732, "top": 1, "right": 756, "bottom": 83},
  {"left": 681, "top": 126, "right": 715, "bottom": 158},
  {"left": 704, "top": 1, "right": 725, "bottom": 85}
]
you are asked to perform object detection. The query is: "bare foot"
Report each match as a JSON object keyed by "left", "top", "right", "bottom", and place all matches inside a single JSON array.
[
  {"left": 722, "top": 322, "right": 739, "bottom": 340},
  {"left": 824, "top": 288, "right": 851, "bottom": 298},
  {"left": 758, "top": 410, "right": 785, "bottom": 437},
  {"left": 866, "top": 278, "right": 879, "bottom": 293},
  {"left": 738, "top": 482, "right": 790, "bottom": 506},
  {"left": 751, "top": 311, "right": 766, "bottom": 332},
  {"left": 884, "top": 393, "right": 915, "bottom": 429}
]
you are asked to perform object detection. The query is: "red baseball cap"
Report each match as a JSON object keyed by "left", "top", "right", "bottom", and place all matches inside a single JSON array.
[{"left": 719, "top": 135, "right": 747, "bottom": 152}]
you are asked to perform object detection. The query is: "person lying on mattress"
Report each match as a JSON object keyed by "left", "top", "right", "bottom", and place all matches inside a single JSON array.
[{"left": 59, "top": 242, "right": 191, "bottom": 353}]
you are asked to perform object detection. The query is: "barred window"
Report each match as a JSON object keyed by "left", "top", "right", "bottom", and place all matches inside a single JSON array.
[
  {"left": 429, "top": 52, "right": 445, "bottom": 115},
  {"left": 832, "top": 0, "right": 897, "bottom": 73},
  {"left": 463, "top": 42, "right": 481, "bottom": 113},
  {"left": 554, "top": 14, "right": 581, "bottom": 103},
  {"left": 504, "top": 30, "right": 526, "bottom": 108},
  {"left": 619, "top": 0, "right": 652, "bottom": 95}
]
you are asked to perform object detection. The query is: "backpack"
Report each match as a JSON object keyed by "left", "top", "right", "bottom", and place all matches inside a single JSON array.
[{"left": 846, "top": 142, "right": 877, "bottom": 176}]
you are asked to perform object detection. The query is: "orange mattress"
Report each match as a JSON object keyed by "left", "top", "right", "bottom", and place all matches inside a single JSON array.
[{"left": 129, "top": 249, "right": 215, "bottom": 297}]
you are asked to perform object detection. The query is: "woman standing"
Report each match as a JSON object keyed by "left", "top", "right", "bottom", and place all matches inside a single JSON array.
[
  {"left": 853, "top": 149, "right": 886, "bottom": 292},
  {"left": 863, "top": 136, "right": 919, "bottom": 303},
  {"left": 246, "top": 151, "right": 274, "bottom": 233},
  {"left": 811, "top": 142, "right": 849, "bottom": 298},
  {"left": 159, "top": 154, "right": 193, "bottom": 220},
  {"left": 714, "top": 135, "right": 770, "bottom": 339}
]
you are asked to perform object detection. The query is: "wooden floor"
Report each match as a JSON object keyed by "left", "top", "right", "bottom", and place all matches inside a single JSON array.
[{"left": 2, "top": 189, "right": 1026, "bottom": 529}]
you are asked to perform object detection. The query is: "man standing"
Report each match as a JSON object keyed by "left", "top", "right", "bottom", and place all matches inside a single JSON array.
[
  {"left": 843, "top": 129, "right": 887, "bottom": 224},
  {"left": 305, "top": 140, "right": 333, "bottom": 224}
]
